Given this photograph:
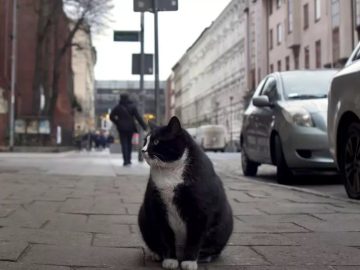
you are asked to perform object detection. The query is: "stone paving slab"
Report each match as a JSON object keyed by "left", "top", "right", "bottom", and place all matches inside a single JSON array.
[
  {"left": 0, "top": 242, "right": 28, "bottom": 261},
  {"left": 1, "top": 152, "right": 360, "bottom": 269},
  {"left": 0, "top": 262, "right": 70, "bottom": 270},
  {"left": 0, "top": 228, "right": 92, "bottom": 246},
  {"left": 22, "top": 245, "right": 144, "bottom": 267}
]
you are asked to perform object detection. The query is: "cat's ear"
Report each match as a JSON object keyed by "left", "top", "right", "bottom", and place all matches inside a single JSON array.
[
  {"left": 148, "top": 120, "right": 158, "bottom": 131},
  {"left": 167, "top": 116, "right": 182, "bottom": 135}
]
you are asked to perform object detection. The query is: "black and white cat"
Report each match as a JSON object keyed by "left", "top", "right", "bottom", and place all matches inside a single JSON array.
[{"left": 138, "top": 116, "right": 233, "bottom": 270}]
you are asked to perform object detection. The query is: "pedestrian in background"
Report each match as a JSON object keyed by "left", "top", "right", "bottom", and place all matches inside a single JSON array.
[{"left": 110, "top": 94, "right": 147, "bottom": 166}]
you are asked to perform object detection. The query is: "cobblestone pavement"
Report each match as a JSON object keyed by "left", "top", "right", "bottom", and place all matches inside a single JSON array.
[{"left": 0, "top": 151, "right": 360, "bottom": 270}]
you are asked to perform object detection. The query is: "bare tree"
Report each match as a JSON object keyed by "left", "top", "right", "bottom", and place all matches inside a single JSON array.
[{"left": 32, "top": 0, "right": 113, "bottom": 117}]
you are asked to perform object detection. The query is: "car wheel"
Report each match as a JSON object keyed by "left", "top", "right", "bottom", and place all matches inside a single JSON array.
[
  {"left": 341, "top": 122, "right": 360, "bottom": 199},
  {"left": 241, "top": 150, "right": 259, "bottom": 177},
  {"left": 274, "top": 135, "right": 293, "bottom": 184}
]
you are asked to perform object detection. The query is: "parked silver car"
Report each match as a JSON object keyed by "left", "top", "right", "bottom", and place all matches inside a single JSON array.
[
  {"left": 241, "top": 70, "right": 337, "bottom": 184},
  {"left": 328, "top": 42, "right": 360, "bottom": 199}
]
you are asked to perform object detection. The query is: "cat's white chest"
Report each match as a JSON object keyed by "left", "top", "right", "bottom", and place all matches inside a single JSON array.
[{"left": 151, "top": 167, "right": 187, "bottom": 247}]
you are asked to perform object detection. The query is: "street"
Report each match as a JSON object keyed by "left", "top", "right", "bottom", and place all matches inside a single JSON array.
[
  {"left": 209, "top": 153, "right": 346, "bottom": 200},
  {"left": 1, "top": 150, "right": 360, "bottom": 269}
]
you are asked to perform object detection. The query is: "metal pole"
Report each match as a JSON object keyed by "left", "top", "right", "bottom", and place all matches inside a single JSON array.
[
  {"left": 9, "top": 0, "right": 17, "bottom": 151},
  {"left": 230, "top": 96, "right": 234, "bottom": 152},
  {"left": 138, "top": 12, "right": 145, "bottom": 162},
  {"left": 153, "top": 0, "right": 160, "bottom": 124}
]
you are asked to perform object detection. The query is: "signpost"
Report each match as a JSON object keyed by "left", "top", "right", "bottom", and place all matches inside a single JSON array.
[
  {"left": 134, "top": 0, "right": 178, "bottom": 124},
  {"left": 134, "top": 0, "right": 178, "bottom": 12},
  {"left": 113, "top": 31, "right": 140, "bottom": 42},
  {"left": 132, "top": 53, "right": 153, "bottom": 75}
]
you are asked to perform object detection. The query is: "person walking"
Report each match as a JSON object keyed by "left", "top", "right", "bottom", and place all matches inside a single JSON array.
[{"left": 110, "top": 94, "right": 147, "bottom": 166}]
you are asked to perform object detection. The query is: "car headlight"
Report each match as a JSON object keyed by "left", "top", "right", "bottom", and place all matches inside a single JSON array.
[{"left": 282, "top": 107, "right": 314, "bottom": 127}]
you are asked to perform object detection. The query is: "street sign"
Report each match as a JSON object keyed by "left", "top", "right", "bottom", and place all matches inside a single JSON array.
[
  {"left": 132, "top": 54, "right": 154, "bottom": 75},
  {"left": 113, "top": 31, "right": 140, "bottom": 42},
  {"left": 134, "top": 0, "right": 178, "bottom": 12}
]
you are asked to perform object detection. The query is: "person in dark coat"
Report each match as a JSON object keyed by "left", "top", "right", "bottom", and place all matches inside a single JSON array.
[{"left": 110, "top": 94, "right": 147, "bottom": 166}]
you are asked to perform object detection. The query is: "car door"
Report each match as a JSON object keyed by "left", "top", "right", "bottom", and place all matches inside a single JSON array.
[
  {"left": 242, "top": 78, "right": 266, "bottom": 160},
  {"left": 251, "top": 76, "right": 279, "bottom": 163}
]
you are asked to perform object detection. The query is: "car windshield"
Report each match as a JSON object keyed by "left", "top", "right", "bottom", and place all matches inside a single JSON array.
[{"left": 281, "top": 71, "right": 337, "bottom": 100}]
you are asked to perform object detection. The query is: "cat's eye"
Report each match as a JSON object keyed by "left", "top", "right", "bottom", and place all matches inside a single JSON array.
[{"left": 153, "top": 139, "right": 159, "bottom": 145}]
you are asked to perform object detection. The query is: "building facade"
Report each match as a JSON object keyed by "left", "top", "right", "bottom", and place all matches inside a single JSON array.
[
  {"left": 170, "top": 0, "right": 360, "bottom": 144},
  {"left": 0, "top": 0, "right": 75, "bottom": 147},
  {"left": 268, "top": 0, "right": 355, "bottom": 73},
  {"left": 72, "top": 23, "right": 97, "bottom": 136},
  {"left": 95, "top": 80, "right": 166, "bottom": 128},
  {"left": 172, "top": 0, "right": 246, "bottom": 141}
]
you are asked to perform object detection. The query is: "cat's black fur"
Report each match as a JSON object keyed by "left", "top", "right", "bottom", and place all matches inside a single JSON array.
[{"left": 138, "top": 117, "right": 233, "bottom": 265}]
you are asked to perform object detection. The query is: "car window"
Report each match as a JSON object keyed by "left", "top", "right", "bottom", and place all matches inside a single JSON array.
[{"left": 260, "top": 77, "right": 279, "bottom": 103}]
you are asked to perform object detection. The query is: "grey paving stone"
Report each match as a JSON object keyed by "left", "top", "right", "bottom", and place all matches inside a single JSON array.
[
  {"left": 207, "top": 266, "right": 333, "bottom": 270},
  {"left": 22, "top": 244, "right": 144, "bottom": 267},
  {"left": 254, "top": 245, "right": 360, "bottom": 266},
  {"left": 0, "top": 241, "right": 28, "bottom": 261},
  {"left": 0, "top": 205, "right": 16, "bottom": 217},
  {"left": 258, "top": 202, "right": 339, "bottom": 215},
  {"left": 0, "top": 227, "right": 92, "bottom": 246},
  {"left": 93, "top": 232, "right": 144, "bottom": 248},
  {"left": 233, "top": 219, "right": 310, "bottom": 233},
  {"left": 228, "top": 233, "right": 297, "bottom": 246},
  {"left": 285, "top": 231, "right": 360, "bottom": 247},
  {"left": 124, "top": 204, "right": 141, "bottom": 215},
  {"left": 59, "top": 198, "right": 126, "bottom": 215},
  {"left": 0, "top": 207, "right": 48, "bottom": 229},
  {"left": 46, "top": 213, "right": 131, "bottom": 233},
  {"left": 0, "top": 262, "right": 70, "bottom": 270},
  {"left": 88, "top": 214, "right": 138, "bottom": 225},
  {"left": 211, "top": 246, "right": 270, "bottom": 266},
  {"left": 295, "top": 213, "right": 360, "bottom": 232}
]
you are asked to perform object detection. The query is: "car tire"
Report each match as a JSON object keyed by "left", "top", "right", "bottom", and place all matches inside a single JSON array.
[
  {"left": 241, "top": 149, "right": 259, "bottom": 177},
  {"left": 340, "top": 122, "right": 360, "bottom": 200},
  {"left": 274, "top": 135, "right": 293, "bottom": 185}
]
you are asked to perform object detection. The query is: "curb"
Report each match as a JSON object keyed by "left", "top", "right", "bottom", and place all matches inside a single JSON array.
[{"left": 220, "top": 171, "right": 360, "bottom": 205}]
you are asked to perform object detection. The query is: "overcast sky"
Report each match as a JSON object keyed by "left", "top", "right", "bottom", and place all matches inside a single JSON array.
[{"left": 93, "top": 0, "right": 232, "bottom": 82}]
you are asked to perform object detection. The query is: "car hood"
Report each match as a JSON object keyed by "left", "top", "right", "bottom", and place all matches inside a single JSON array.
[{"left": 278, "top": 99, "right": 328, "bottom": 113}]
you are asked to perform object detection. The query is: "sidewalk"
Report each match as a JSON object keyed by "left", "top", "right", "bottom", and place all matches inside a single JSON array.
[{"left": 0, "top": 151, "right": 360, "bottom": 269}]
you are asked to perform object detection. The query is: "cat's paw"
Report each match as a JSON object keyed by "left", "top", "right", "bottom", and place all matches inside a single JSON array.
[
  {"left": 149, "top": 251, "right": 161, "bottom": 261},
  {"left": 181, "top": 260, "right": 198, "bottom": 270},
  {"left": 162, "top": 258, "right": 179, "bottom": 269}
]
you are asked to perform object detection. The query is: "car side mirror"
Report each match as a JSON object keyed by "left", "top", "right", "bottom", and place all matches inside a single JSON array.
[{"left": 253, "top": 95, "right": 272, "bottom": 107}]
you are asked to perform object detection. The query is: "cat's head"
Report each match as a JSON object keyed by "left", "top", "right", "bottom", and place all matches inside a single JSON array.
[{"left": 142, "top": 116, "right": 188, "bottom": 168}]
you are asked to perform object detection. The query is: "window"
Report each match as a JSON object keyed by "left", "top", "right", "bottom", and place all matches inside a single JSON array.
[
  {"left": 315, "top": 0, "right": 321, "bottom": 21},
  {"left": 304, "top": 4, "right": 309, "bottom": 29},
  {"left": 356, "top": 0, "right": 360, "bottom": 26},
  {"left": 277, "top": 23, "right": 282, "bottom": 44},
  {"left": 304, "top": 46, "right": 310, "bottom": 69},
  {"left": 288, "top": 0, "right": 293, "bottom": 33},
  {"left": 315, "top": 40, "right": 321, "bottom": 68},
  {"left": 269, "top": 29, "right": 273, "bottom": 49},
  {"left": 331, "top": 0, "right": 340, "bottom": 28},
  {"left": 295, "top": 55, "right": 299, "bottom": 69},
  {"left": 285, "top": 56, "right": 290, "bottom": 70},
  {"left": 277, "top": 60, "right": 282, "bottom": 71},
  {"left": 261, "top": 77, "right": 279, "bottom": 103},
  {"left": 270, "top": 64, "right": 274, "bottom": 73},
  {"left": 332, "top": 28, "right": 340, "bottom": 63},
  {"left": 269, "top": 0, "right": 273, "bottom": 15},
  {"left": 276, "top": 0, "right": 282, "bottom": 9}
]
